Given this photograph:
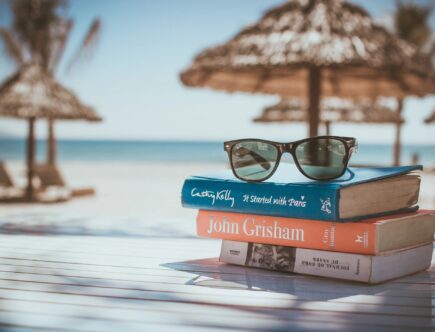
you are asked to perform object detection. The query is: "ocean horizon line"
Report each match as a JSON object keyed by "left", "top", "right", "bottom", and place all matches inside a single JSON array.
[
  {"left": 1, "top": 137, "right": 435, "bottom": 147},
  {"left": 1, "top": 138, "right": 435, "bottom": 165}
]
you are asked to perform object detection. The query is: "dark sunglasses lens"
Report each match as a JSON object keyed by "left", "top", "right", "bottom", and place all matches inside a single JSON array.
[
  {"left": 231, "top": 141, "right": 279, "bottom": 181},
  {"left": 295, "top": 138, "right": 347, "bottom": 180}
]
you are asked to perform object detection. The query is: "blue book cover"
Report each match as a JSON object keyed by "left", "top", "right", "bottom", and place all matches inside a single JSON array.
[{"left": 181, "top": 164, "right": 422, "bottom": 222}]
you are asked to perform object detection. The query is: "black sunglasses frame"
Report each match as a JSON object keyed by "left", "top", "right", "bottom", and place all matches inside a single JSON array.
[{"left": 224, "top": 136, "right": 358, "bottom": 182}]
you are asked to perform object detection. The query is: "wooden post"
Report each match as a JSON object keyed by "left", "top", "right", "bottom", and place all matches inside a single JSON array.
[
  {"left": 308, "top": 67, "right": 321, "bottom": 137},
  {"left": 47, "top": 118, "right": 56, "bottom": 165},
  {"left": 393, "top": 98, "right": 403, "bottom": 167},
  {"left": 26, "top": 117, "right": 36, "bottom": 201},
  {"left": 324, "top": 121, "right": 330, "bottom": 136}
]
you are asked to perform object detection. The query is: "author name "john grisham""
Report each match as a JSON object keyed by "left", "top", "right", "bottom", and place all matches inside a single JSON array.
[{"left": 206, "top": 215, "right": 305, "bottom": 241}]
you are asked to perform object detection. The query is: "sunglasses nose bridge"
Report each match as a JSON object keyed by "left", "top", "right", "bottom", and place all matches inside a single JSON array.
[{"left": 279, "top": 143, "right": 293, "bottom": 153}]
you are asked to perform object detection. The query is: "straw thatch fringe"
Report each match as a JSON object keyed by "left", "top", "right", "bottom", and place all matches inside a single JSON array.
[
  {"left": 181, "top": 0, "right": 434, "bottom": 98},
  {"left": 0, "top": 63, "right": 101, "bottom": 121},
  {"left": 254, "top": 98, "right": 404, "bottom": 124}
]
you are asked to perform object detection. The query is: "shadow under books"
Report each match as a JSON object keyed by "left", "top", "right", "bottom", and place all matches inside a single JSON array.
[{"left": 162, "top": 258, "right": 433, "bottom": 302}]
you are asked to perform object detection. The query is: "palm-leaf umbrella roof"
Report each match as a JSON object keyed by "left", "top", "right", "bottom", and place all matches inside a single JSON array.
[
  {"left": 0, "top": 63, "right": 101, "bottom": 122},
  {"left": 0, "top": 63, "right": 101, "bottom": 202},
  {"left": 181, "top": 0, "right": 433, "bottom": 99},
  {"left": 254, "top": 98, "right": 404, "bottom": 123},
  {"left": 424, "top": 110, "right": 435, "bottom": 124}
]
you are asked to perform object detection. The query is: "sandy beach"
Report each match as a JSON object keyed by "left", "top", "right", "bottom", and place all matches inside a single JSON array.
[
  {"left": 0, "top": 161, "right": 434, "bottom": 238},
  {"left": 0, "top": 162, "right": 225, "bottom": 237}
]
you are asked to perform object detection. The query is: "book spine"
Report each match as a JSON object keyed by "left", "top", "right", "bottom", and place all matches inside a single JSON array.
[
  {"left": 199, "top": 210, "right": 377, "bottom": 254},
  {"left": 182, "top": 178, "right": 340, "bottom": 221},
  {"left": 220, "top": 240, "right": 374, "bottom": 283}
]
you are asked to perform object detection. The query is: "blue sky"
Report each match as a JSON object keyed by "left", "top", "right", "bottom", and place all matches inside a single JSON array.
[{"left": 0, "top": 0, "right": 434, "bottom": 144}]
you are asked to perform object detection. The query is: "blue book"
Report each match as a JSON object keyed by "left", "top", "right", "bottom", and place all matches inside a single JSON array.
[{"left": 181, "top": 165, "right": 422, "bottom": 222}]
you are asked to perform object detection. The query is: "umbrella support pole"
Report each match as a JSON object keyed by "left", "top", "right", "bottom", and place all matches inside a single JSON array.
[
  {"left": 324, "top": 121, "right": 330, "bottom": 136},
  {"left": 47, "top": 119, "right": 56, "bottom": 166},
  {"left": 26, "top": 117, "right": 36, "bottom": 201},
  {"left": 393, "top": 98, "right": 403, "bottom": 166},
  {"left": 308, "top": 67, "right": 321, "bottom": 137}
]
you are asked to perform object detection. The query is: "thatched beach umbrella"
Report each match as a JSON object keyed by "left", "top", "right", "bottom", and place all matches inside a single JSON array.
[
  {"left": 254, "top": 98, "right": 403, "bottom": 154},
  {"left": 0, "top": 63, "right": 102, "bottom": 201},
  {"left": 181, "top": 0, "right": 434, "bottom": 137}
]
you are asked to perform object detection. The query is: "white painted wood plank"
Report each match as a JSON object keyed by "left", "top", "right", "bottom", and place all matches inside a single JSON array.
[
  {"left": 0, "top": 235, "right": 433, "bottom": 330},
  {"left": 0, "top": 249, "right": 433, "bottom": 294},
  {"left": 0, "top": 266, "right": 432, "bottom": 308},
  {"left": 0, "top": 298, "right": 305, "bottom": 331},
  {"left": 0, "top": 255, "right": 430, "bottom": 286},
  {"left": 0, "top": 290, "right": 432, "bottom": 330},
  {"left": 0, "top": 245, "right": 433, "bottom": 285},
  {"left": 0, "top": 278, "right": 433, "bottom": 318},
  {"left": 0, "top": 311, "right": 244, "bottom": 332},
  {"left": 0, "top": 241, "right": 219, "bottom": 260},
  {"left": 0, "top": 259, "right": 435, "bottom": 297},
  {"left": 0, "top": 235, "right": 431, "bottom": 266},
  {"left": 0, "top": 310, "right": 422, "bottom": 332},
  {"left": 0, "top": 239, "right": 431, "bottom": 284},
  {"left": 0, "top": 236, "right": 218, "bottom": 253},
  {"left": 0, "top": 256, "right": 433, "bottom": 300},
  {"left": 0, "top": 263, "right": 435, "bottom": 305},
  {"left": 0, "top": 258, "right": 434, "bottom": 302}
]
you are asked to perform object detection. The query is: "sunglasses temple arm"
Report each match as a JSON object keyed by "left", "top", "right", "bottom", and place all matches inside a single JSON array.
[
  {"left": 345, "top": 140, "right": 358, "bottom": 163},
  {"left": 344, "top": 167, "right": 356, "bottom": 180}
]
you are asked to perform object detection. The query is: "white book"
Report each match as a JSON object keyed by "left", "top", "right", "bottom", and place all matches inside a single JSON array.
[{"left": 220, "top": 240, "right": 433, "bottom": 284}]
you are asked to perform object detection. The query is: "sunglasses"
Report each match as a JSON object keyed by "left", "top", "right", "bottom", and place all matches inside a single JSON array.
[{"left": 224, "top": 136, "right": 358, "bottom": 182}]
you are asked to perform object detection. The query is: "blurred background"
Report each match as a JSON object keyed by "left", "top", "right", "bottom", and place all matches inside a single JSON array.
[{"left": 0, "top": 0, "right": 433, "bottom": 230}]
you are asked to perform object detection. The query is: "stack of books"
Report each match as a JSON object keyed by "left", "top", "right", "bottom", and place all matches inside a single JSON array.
[{"left": 181, "top": 164, "right": 435, "bottom": 283}]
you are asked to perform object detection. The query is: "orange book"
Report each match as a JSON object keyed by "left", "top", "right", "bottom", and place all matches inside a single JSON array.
[{"left": 197, "top": 210, "right": 435, "bottom": 254}]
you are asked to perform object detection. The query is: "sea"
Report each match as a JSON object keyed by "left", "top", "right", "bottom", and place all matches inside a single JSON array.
[{"left": 0, "top": 138, "right": 434, "bottom": 167}]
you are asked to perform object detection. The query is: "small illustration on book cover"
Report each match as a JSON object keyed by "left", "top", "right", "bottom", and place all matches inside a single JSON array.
[
  {"left": 320, "top": 197, "right": 332, "bottom": 214},
  {"left": 246, "top": 243, "right": 296, "bottom": 271}
]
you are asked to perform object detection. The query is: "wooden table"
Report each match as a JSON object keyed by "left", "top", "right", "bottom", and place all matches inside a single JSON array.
[{"left": 0, "top": 235, "right": 432, "bottom": 331}]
